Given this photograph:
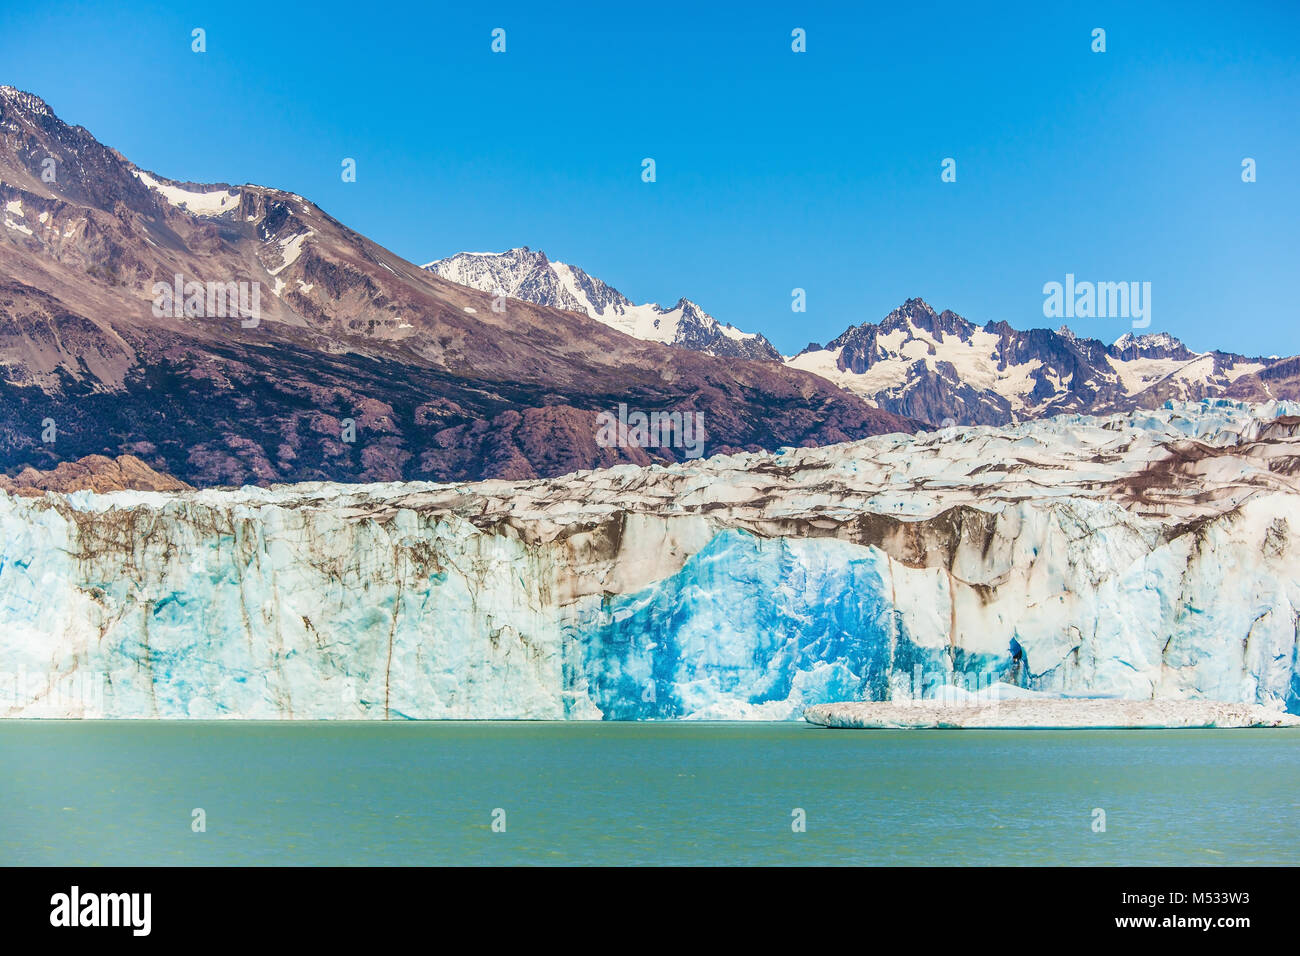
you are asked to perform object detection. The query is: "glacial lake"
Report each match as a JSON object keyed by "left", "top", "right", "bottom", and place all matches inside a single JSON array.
[{"left": 3, "top": 721, "right": 1297, "bottom": 866}]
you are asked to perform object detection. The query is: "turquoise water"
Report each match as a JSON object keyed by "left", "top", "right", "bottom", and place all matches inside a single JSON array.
[{"left": 2, "top": 721, "right": 1297, "bottom": 865}]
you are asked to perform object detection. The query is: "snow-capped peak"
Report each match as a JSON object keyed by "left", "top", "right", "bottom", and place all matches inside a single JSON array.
[
  {"left": 0, "top": 86, "right": 53, "bottom": 116},
  {"left": 1113, "top": 331, "right": 1187, "bottom": 353},
  {"left": 784, "top": 300, "right": 1273, "bottom": 429},
  {"left": 423, "top": 248, "right": 781, "bottom": 361}
]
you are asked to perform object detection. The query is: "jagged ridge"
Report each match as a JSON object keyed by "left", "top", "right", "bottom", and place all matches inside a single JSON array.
[{"left": 423, "top": 247, "right": 782, "bottom": 361}]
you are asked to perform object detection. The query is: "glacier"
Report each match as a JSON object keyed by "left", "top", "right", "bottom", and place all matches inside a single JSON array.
[{"left": 2, "top": 399, "right": 1299, "bottom": 719}]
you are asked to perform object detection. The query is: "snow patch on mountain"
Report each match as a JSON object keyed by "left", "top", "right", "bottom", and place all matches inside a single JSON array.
[
  {"left": 131, "top": 169, "right": 240, "bottom": 217},
  {"left": 266, "top": 229, "right": 313, "bottom": 276}
]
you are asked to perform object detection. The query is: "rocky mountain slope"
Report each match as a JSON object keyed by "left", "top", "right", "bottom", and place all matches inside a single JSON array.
[
  {"left": 0, "top": 453, "right": 188, "bottom": 495},
  {"left": 423, "top": 247, "right": 782, "bottom": 361},
  {"left": 0, "top": 87, "right": 909, "bottom": 487},
  {"left": 421, "top": 259, "right": 1300, "bottom": 428},
  {"left": 4, "top": 399, "right": 1298, "bottom": 719},
  {"left": 787, "top": 297, "right": 1296, "bottom": 426}
]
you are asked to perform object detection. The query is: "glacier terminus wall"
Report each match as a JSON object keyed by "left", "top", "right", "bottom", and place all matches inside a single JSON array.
[{"left": 2, "top": 400, "right": 1299, "bottom": 719}]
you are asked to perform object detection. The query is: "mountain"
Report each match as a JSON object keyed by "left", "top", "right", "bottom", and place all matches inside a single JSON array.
[
  {"left": 6, "top": 399, "right": 1299, "bottom": 718},
  {"left": 786, "top": 297, "right": 1297, "bottom": 426},
  {"left": 423, "top": 247, "right": 782, "bottom": 361},
  {"left": 0, "top": 453, "right": 189, "bottom": 495},
  {"left": 422, "top": 253, "right": 1300, "bottom": 428},
  {"left": 0, "top": 86, "right": 912, "bottom": 486}
]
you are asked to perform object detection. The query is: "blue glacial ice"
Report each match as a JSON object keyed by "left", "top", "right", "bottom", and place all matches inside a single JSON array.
[{"left": 1, "top": 400, "right": 1298, "bottom": 719}]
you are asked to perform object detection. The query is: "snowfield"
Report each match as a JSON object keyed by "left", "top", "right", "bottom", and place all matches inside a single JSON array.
[{"left": 131, "top": 169, "right": 240, "bottom": 217}]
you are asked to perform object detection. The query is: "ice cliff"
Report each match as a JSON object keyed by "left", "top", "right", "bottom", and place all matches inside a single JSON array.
[{"left": 3, "top": 400, "right": 1300, "bottom": 719}]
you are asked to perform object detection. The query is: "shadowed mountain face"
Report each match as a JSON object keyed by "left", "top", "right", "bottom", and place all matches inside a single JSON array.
[{"left": 0, "top": 87, "right": 913, "bottom": 486}]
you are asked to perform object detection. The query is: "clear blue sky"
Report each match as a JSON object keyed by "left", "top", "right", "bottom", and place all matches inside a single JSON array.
[{"left": 2, "top": 0, "right": 1297, "bottom": 356}]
